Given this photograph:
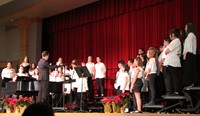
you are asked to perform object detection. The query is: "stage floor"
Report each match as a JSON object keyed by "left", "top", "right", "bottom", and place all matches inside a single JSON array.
[{"left": 0, "top": 113, "right": 199, "bottom": 116}]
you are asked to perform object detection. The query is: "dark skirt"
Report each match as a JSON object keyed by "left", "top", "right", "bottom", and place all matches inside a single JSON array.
[{"left": 134, "top": 78, "right": 143, "bottom": 92}]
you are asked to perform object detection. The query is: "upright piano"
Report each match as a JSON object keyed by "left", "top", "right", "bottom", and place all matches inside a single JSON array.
[{"left": 3, "top": 76, "right": 39, "bottom": 98}]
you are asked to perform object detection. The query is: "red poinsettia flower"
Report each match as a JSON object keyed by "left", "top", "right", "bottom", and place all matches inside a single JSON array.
[
  {"left": 101, "top": 97, "right": 112, "bottom": 104},
  {"left": 121, "top": 92, "right": 130, "bottom": 98},
  {"left": 18, "top": 97, "right": 33, "bottom": 107}
]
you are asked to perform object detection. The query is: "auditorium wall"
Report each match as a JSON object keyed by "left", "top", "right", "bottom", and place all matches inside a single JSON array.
[
  {"left": 28, "top": 22, "right": 42, "bottom": 64},
  {"left": 6, "top": 28, "right": 20, "bottom": 61},
  {"left": 0, "top": 26, "right": 7, "bottom": 60},
  {"left": 0, "top": 22, "right": 42, "bottom": 67}
]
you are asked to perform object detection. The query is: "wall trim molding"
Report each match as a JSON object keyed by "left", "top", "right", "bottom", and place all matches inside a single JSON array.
[{"left": 0, "top": 60, "right": 19, "bottom": 68}]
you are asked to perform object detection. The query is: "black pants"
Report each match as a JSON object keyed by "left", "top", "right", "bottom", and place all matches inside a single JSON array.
[
  {"left": 96, "top": 78, "right": 104, "bottom": 96},
  {"left": 64, "top": 94, "right": 71, "bottom": 108},
  {"left": 183, "top": 53, "right": 198, "bottom": 86},
  {"left": 72, "top": 88, "right": 77, "bottom": 103},
  {"left": 50, "top": 93, "right": 62, "bottom": 107},
  {"left": 87, "top": 77, "right": 94, "bottom": 100},
  {"left": 157, "top": 72, "right": 166, "bottom": 97},
  {"left": 163, "top": 66, "right": 180, "bottom": 94},
  {"left": 77, "top": 92, "right": 86, "bottom": 109},
  {"left": 148, "top": 74, "right": 157, "bottom": 102},
  {"left": 117, "top": 86, "right": 121, "bottom": 95},
  {"left": 38, "top": 81, "right": 49, "bottom": 103}
]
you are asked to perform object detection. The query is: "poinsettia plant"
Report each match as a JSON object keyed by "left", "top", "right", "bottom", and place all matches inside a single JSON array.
[
  {"left": 101, "top": 92, "right": 130, "bottom": 107},
  {"left": 0, "top": 97, "right": 34, "bottom": 109},
  {"left": 1, "top": 97, "right": 18, "bottom": 109},
  {"left": 112, "top": 96, "right": 123, "bottom": 107},
  {"left": 101, "top": 97, "right": 113, "bottom": 105},
  {"left": 121, "top": 92, "right": 130, "bottom": 104},
  {"left": 18, "top": 97, "right": 33, "bottom": 107}
]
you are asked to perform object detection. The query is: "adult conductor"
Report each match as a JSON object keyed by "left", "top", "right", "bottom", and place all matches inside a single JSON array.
[{"left": 37, "top": 51, "right": 56, "bottom": 103}]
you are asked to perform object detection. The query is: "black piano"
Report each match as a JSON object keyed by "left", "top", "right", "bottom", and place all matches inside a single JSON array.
[{"left": 3, "top": 76, "right": 39, "bottom": 98}]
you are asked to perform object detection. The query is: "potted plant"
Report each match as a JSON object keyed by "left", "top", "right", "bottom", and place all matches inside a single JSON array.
[
  {"left": 120, "top": 92, "right": 130, "bottom": 112},
  {"left": 18, "top": 97, "right": 33, "bottom": 113},
  {"left": 101, "top": 97, "right": 112, "bottom": 113},
  {"left": 112, "top": 96, "right": 123, "bottom": 113},
  {"left": 1, "top": 97, "right": 18, "bottom": 113}
]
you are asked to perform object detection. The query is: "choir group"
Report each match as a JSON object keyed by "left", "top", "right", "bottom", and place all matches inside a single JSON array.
[{"left": 1, "top": 23, "right": 198, "bottom": 113}]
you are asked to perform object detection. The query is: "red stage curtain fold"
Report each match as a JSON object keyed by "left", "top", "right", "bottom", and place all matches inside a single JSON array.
[{"left": 42, "top": 0, "right": 200, "bottom": 96}]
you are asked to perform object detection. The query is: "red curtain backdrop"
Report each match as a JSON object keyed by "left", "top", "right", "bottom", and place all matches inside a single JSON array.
[{"left": 42, "top": 0, "right": 200, "bottom": 96}]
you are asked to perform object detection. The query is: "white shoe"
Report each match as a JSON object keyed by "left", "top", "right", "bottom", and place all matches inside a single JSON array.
[
  {"left": 130, "top": 110, "right": 143, "bottom": 113},
  {"left": 134, "top": 110, "right": 143, "bottom": 113},
  {"left": 124, "top": 108, "right": 129, "bottom": 113}
]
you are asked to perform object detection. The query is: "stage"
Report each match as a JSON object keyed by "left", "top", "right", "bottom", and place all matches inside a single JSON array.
[{"left": 0, "top": 113, "right": 199, "bottom": 116}]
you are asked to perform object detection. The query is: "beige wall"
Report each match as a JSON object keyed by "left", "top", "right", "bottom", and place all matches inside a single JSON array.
[
  {"left": 28, "top": 22, "right": 42, "bottom": 64},
  {"left": 0, "top": 22, "right": 42, "bottom": 67},
  {"left": 6, "top": 28, "right": 20, "bottom": 61},
  {"left": 0, "top": 26, "right": 20, "bottom": 62},
  {"left": 0, "top": 26, "right": 7, "bottom": 60}
]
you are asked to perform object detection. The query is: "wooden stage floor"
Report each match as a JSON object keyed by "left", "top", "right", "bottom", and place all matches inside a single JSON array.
[{"left": 0, "top": 113, "right": 199, "bottom": 116}]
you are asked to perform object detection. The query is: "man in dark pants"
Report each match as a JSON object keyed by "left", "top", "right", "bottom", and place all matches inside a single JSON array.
[{"left": 37, "top": 51, "right": 56, "bottom": 103}]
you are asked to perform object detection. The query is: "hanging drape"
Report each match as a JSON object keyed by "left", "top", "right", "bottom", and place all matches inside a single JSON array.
[{"left": 42, "top": 0, "right": 200, "bottom": 95}]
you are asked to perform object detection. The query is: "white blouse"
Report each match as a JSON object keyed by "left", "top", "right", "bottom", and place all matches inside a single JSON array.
[
  {"left": 164, "top": 38, "right": 181, "bottom": 67},
  {"left": 29, "top": 69, "right": 34, "bottom": 76},
  {"left": 86, "top": 62, "right": 95, "bottom": 75},
  {"left": 118, "top": 72, "right": 130, "bottom": 91},
  {"left": 76, "top": 77, "right": 88, "bottom": 92},
  {"left": 70, "top": 69, "right": 79, "bottom": 88},
  {"left": 49, "top": 76, "right": 63, "bottom": 82},
  {"left": 145, "top": 58, "right": 157, "bottom": 74},
  {"left": 183, "top": 32, "right": 197, "bottom": 55},
  {"left": 114, "top": 69, "right": 123, "bottom": 89},
  {"left": 32, "top": 75, "right": 38, "bottom": 80},
  {"left": 95, "top": 62, "right": 106, "bottom": 79},
  {"left": 162, "top": 47, "right": 168, "bottom": 66},
  {"left": 135, "top": 67, "right": 144, "bottom": 79},
  {"left": 1, "top": 68, "right": 15, "bottom": 79},
  {"left": 129, "top": 66, "right": 135, "bottom": 79}
]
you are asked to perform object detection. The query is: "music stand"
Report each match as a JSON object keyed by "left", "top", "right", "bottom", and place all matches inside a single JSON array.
[{"left": 74, "top": 66, "right": 91, "bottom": 112}]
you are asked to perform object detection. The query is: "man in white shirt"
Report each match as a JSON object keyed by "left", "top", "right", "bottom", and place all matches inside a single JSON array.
[
  {"left": 1, "top": 62, "right": 16, "bottom": 87},
  {"left": 164, "top": 28, "right": 181, "bottom": 95}
]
